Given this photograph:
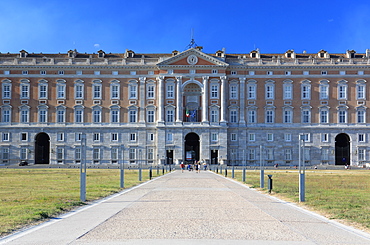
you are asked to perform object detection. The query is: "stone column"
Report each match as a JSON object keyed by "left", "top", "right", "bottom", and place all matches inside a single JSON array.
[
  {"left": 220, "top": 76, "right": 227, "bottom": 123},
  {"left": 202, "top": 76, "right": 209, "bottom": 123},
  {"left": 176, "top": 76, "right": 182, "bottom": 123},
  {"left": 156, "top": 76, "right": 165, "bottom": 123},
  {"left": 239, "top": 77, "right": 246, "bottom": 125},
  {"left": 139, "top": 77, "right": 146, "bottom": 123}
]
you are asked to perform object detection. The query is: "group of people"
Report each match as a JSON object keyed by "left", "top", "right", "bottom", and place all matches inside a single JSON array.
[{"left": 180, "top": 160, "right": 207, "bottom": 173}]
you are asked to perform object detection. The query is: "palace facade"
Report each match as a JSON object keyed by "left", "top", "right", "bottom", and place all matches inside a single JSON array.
[{"left": 0, "top": 47, "right": 370, "bottom": 166}]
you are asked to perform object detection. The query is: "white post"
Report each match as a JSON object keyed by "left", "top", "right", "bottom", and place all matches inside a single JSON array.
[
  {"left": 80, "top": 134, "right": 86, "bottom": 202},
  {"left": 260, "top": 145, "right": 264, "bottom": 188}
]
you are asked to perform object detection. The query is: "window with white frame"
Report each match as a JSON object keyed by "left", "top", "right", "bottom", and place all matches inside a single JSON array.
[
  {"left": 129, "top": 83, "right": 137, "bottom": 99},
  {"left": 265, "top": 109, "right": 274, "bottom": 123},
  {"left": 358, "top": 133, "right": 365, "bottom": 142},
  {"left": 93, "top": 82, "right": 102, "bottom": 99},
  {"left": 130, "top": 71, "right": 136, "bottom": 75},
  {"left": 57, "top": 147, "right": 64, "bottom": 161},
  {"left": 283, "top": 109, "right": 292, "bottom": 123},
  {"left": 166, "top": 84, "right": 174, "bottom": 98},
  {"left": 231, "top": 133, "right": 237, "bottom": 141},
  {"left": 283, "top": 82, "right": 292, "bottom": 100},
  {"left": 2, "top": 108, "right": 10, "bottom": 123},
  {"left": 320, "top": 109, "right": 329, "bottom": 123},
  {"left": 166, "top": 133, "right": 173, "bottom": 142},
  {"left": 93, "top": 147, "right": 100, "bottom": 162},
  {"left": 93, "top": 108, "right": 101, "bottom": 123},
  {"left": 265, "top": 83, "right": 274, "bottom": 100},
  {"left": 301, "top": 83, "right": 311, "bottom": 100},
  {"left": 93, "top": 133, "right": 100, "bottom": 141},
  {"left": 58, "top": 70, "right": 64, "bottom": 75},
  {"left": 301, "top": 133, "right": 310, "bottom": 142},
  {"left": 212, "top": 69, "right": 218, "bottom": 74},
  {"left": 94, "top": 71, "right": 100, "bottom": 75},
  {"left": 338, "top": 110, "right": 347, "bottom": 123},
  {"left": 111, "top": 109, "right": 119, "bottom": 123},
  {"left": 74, "top": 147, "right": 81, "bottom": 162},
  {"left": 147, "top": 84, "right": 155, "bottom": 99},
  {"left": 75, "top": 132, "right": 82, "bottom": 141},
  {"left": 74, "top": 82, "right": 84, "bottom": 99},
  {"left": 76, "top": 70, "right": 82, "bottom": 75},
  {"left": 249, "top": 71, "right": 255, "bottom": 75},
  {"left": 129, "top": 148, "right": 136, "bottom": 160},
  {"left": 321, "top": 71, "right": 327, "bottom": 75},
  {"left": 357, "top": 110, "right": 366, "bottom": 123},
  {"left": 20, "top": 147, "right": 27, "bottom": 160},
  {"left": 230, "top": 84, "right": 238, "bottom": 99},
  {"left": 20, "top": 82, "right": 29, "bottom": 99},
  {"left": 248, "top": 133, "right": 255, "bottom": 141},
  {"left": 247, "top": 83, "right": 256, "bottom": 99},
  {"left": 319, "top": 83, "right": 329, "bottom": 100},
  {"left": 20, "top": 107, "right": 29, "bottom": 123},
  {"left": 267, "top": 133, "right": 273, "bottom": 142},
  {"left": 39, "top": 82, "right": 48, "bottom": 99},
  {"left": 111, "top": 133, "right": 118, "bottom": 141},
  {"left": 1, "top": 147, "right": 9, "bottom": 161},
  {"left": 321, "top": 148, "right": 329, "bottom": 161},
  {"left": 166, "top": 109, "right": 174, "bottom": 122},
  {"left": 266, "top": 148, "right": 274, "bottom": 160},
  {"left": 322, "top": 133, "right": 329, "bottom": 142},
  {"left": 56, "top": 82, "right": 66, "bottom": 99},
  {"left": 38, "top": 108, "right": 47, "bottom": 123},
  {"left": 248, "top": 148, "right": 256, "bottom": 160},
  {"left": 2, "top": 132, "right": 9, "bottom": 141},
  {"left": 2, "top": 81, "right": 11, "bottom": 99},
  {"left": 248, "top": 109, "right": 256, "bottom": 123},
  {"left": 129, "top": 109, "right": 137, "bottom": 123},
  {"left": 111, "top": 147, "right": 118, "bottom": 161},
  {"left": 210, "top": 109, "right": 219, "bottom": 123},
  {"left": 302, "top": 109, "right": 311, "bottom": 123},
  {"left": 284, "top": 149, "right": 292, "bottom": 161},
  {"left": 356, "top": 81, "right": 366, "bottom": 100},
  {"left": 130, "top": 133, "right": 136, "bottom": 141},
  {"left": 110, "top": 83, "right": 120, "bottom": 99},
  {"left": 112, "top": 71, "right": 118, "bottom": 75},
  {"left": 230, "top": 110, "right": 238, "bottom": 123},
  {"left": 284, "top": 133, "right": 291, "bottom": 142},
  {"left": 148, "top": 133, "right": 154, "bottom": 141},
  {"left": 211, "top": 133, "right": 218, "bottom": 141},
  {"left": 147, "top": 110, "right": 155, "bottom": 123},
  {"left": 211, "top": 84, "right": 218, "bottom": 98},
  {"left": 21, "top": 133, "right": 27, "bottom": 141},
  {"left": 338, "top": 82, "right": 347, "bottom": 100},
  {"left": 147, "top": 148, "right": 154, "bottom": 161},
  {"left": 57, "top": 132, "right": 64, "bottom": 141},
  {"left": 22, "top": 70, "right": 28, "bottom": 75},
  {"left": 74, "top": 108, "right": 83, "bottom": 123},
  {"left": 358, "top": 148, "right": 366, "bottom": 161}
]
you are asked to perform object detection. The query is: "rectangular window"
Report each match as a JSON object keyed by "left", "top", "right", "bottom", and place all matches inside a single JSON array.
[
  {"left": 338, "top": 85, "right": 347, "bottom": 100},
  {"left": 248, "top": 148, "right": 255, "bottom": 160},
  {"left": 339, "top": 110, "right": 346, "bottom": 123},
  {"left": 129, "top": 148, "right": 136, "bottom": 160},
  {"left": 2, "top": 110, "right": 10, "bottom": 123},
  {"left": 230, "top": 85, "right": 237, "bottom": 99},
  {"left": 267, "top": 133, "right": 273, "bottom": 142},
  {"left": 166, "top": 110, "right": 174, "bottom": 122},
  {"left": 39, "top": 84, "right": 47, "bottom": 99},
  {"left": 57, "top": 147, "right": 64, "bottom": 160},
  {"left": 57, "top": 84, "right": 65, "bottom": 99},
  {"left": 248, "top": 133, "right": 255, "bottom": 142},
  {"left": 75, "top": 133, "right": 82, "bottom": 141},
  {"left": 302, "top": 85, "right": 311, "bottom": 100},
  {"left": 210, "top": 110, "right": 218, "bottom": 123},
  {"left": 167, "top": 133, "right": 173, "bottom": 142},
  {"left": 22, "top": 70, "right": 28, "bottom": 75},
  {"left": 283, "top": 110, "right": 292, "bottom": 123},
  {"left": 20, "top": 110, "right": 29, "bottom": 123},
  {"left": 231, "top": 133, "right": 237, "bottom": 141},
  {"left": 21, "top": 133, "right": 27, "bottom": 141},
  {"left": 93, "top": 85, "right": 101, "bottom": 99},
  {"left": 266, "top": 85, "right": 274, "bottom": 99},
  {"left": 147, "top": 110, "right": 154, "bottom": 123},
  {"left": 147, "top": 85, "right": 155, "bottom": 99},
  {"left": 322, "top": 133, "right": 329, "bottom": 142},
  {"left": 230, "top": 110, "right": 237, "bottom": 123},
  {"left": 129, "top": 85, "right": 137, "bottom": 99},
  {"left": 283, "top": 84, "right": 292, "bottom": 100},
  {"left": 39, "top": 110, "right": 47, "bottom": 123},
  {"left": 111, "top": 84, "right": 119, "bottom": 99},
  {"left": 284, "top": 133, "right": 291, "bottom": 142},
  {"left": 302, "top": 110, "right": 310, "bottom": 123},
  {"left": 57, "top": 132, "right": 64, "bottom": 141},
  {"left": 266, "top": 110, "right": 273, "bottom": 123},
  {"left": 320, "top": 85, "right": 329, "bottom": 100},
  {"left": 93, "top": 110, "right": 101, "bottom": 123},
  {"left": 247, "top": 84, "right": 256, "bottom": 99},
  {"left": 58, "top": 70, "right": 64, "bottom": 75},
  {"left": 111, "top": 133, "right": 118, "bottom": 141},
  {"left": 57, "top": 110, "right": 65, "bottom": 123},
  {"left": 320, "top": 110, "right": 328, "bottom": 123},
  {"left": 211, "top": 133, "right": 218, "bottom": 141},
  {"left": 358, "top": 149, "right": 366, "bottom": 161},
  {"left": 2, "top": 133, "right": 9, "bottom": 141},
  {"left": 93, "top": 133, "right": 100, "bottom": 141},
  {"left": 75, "top": 148, "right": 81, "bottom": 161},
  {"left": 148, "top": 148, "right": 154, "bottom": 160},
  {"left": 20, "top": 147, "right": 27, "bottom": 160},
  {"left": 75, "top": 84, "right": 84, "bottom": 99},
  {"left": 3, "top": 84, "right": 11, "bottom": 99},
  {"left": 21, "top": 84, "right": 29, "bottom": 99},
  {"left": 93, "top": 148, "right": 100, "bottom": 160},
  {"left": 111, "top": 147, "right": 118, "bottom": 160},
  {"left": 266, "top": 148, "right": 274, "bottom": 160},
  {"left": 357, "top": 85, "right": 365, "bottom": 100},
  {"left": 211, "top": 85, "right": 218, "bottom": 98},
  {"left": 94, "top": 71, "right": 100, "bottom": 75},
  {"left": 167, "top": 84, "right": 174, "bottom": 98},
  {"left": 322, "top": 148, "right": 329, "bottom": 161},
  {"left": 129, "top": 110, "right": 137, "bottom": 123},
  {"left": 148, "top": 133, "right": 154, "bottom": 141},
  {"left": 358, "top": 134, "right": 365, "bottom": 142},
  {"left": 248, "top": 110, "right": 256, "bottom": 123},
  {"left": 111, "top": 110, "right": 119, "bottom": 123},
  {"left": 2, "top": 147, "right": 9, "bottom": 160},
  {"left": 358, "top": 111, "right": 365, "bottom": 123},
  {"left": 75, "top": 110, "right": 83, "bottom": 123},
  {"left": 285, "top": 149, "right": 292, "bottom": 160},
  {"left": 130, "top": 133, "right": 136, "bottom": 141}
]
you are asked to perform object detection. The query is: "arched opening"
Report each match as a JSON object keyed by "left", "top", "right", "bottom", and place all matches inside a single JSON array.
[
  {"left": 335, "top": 133, "right": 350, "bottom": 165},
  {"left": 183, "top": 83, "right": 201, "bottom": 122},
  {"left": 35, "top": 132, "right": 50, "bottom": 164},
  {"left": 184, "top": 133, "right": 200, "bottom": 164}
]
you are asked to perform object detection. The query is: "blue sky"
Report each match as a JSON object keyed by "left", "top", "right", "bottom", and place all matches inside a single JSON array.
[{"left": 1, "top": 0, "right": 370, "bottom": 54}]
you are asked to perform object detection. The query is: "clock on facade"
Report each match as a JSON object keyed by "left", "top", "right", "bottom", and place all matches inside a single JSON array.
[{"left": 187, "top": 55, "right": 198, "bottom": 65}]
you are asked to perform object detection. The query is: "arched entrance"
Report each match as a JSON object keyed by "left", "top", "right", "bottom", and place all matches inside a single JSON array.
[
  {"left": 35, "top": 132, "right": 50, "bottom": 164},
  {"left": 335, "top": 133, "right": 350, "bottom": 165},
  {"left": 184, "top": 133, "right": 200, "bottom": 164}
]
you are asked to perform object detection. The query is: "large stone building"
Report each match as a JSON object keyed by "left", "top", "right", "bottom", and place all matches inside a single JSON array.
[{"left": 0, "top": 47, "right": 370, "bottom": 166}]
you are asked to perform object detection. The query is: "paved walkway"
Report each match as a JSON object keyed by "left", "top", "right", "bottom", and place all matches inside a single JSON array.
[{"left": 2, "top": 171, "right": 370, "bottom": 245}]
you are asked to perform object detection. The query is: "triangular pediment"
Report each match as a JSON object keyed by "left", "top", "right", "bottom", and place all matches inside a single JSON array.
[{"left": 157, "top": 48, "right": 229, "bottom": 68}]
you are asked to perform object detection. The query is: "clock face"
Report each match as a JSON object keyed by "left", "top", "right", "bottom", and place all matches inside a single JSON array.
[{"left": 187, "top": 55, "right": 198, "bottom": 65}]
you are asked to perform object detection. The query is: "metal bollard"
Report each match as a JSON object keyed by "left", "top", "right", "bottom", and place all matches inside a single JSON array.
[
  {"left": 162, "top": 167, "right": 165, "bottom": 175},
  {"left": 216, "top": 167, "right": 218, "bottom": 173},
  {"left": 268, "top": 175, "right": 273, "bottom": 193},
  {"left": 242, "top": 167, "right": 246, "bottom": 182},
  {"left": 149, "top": 167, "right": 152, "bottom": 180},
  {"left": 225, "top": 168, "right": 227, "bottom": 177},
  {"left": 232, "top": 166, "right": 235, "bottom": 178}
]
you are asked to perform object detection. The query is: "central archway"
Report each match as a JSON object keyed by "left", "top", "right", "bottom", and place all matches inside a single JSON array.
[
  {"left": 184, "top": 133, "right": 200, "bottom": 164},
  {"left": 35, "top": 132, "right": 50, "bottom": 164},
  {"left": 335, "top": 133, "right": 350, "bottom": 165}
]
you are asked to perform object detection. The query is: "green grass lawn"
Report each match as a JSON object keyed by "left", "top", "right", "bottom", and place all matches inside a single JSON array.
[
  {"left": 229, "top": 168, "right": 370, "bottom": 231},
  {"left": 0, "top": 168, "right": 162, "bottom": 236}
]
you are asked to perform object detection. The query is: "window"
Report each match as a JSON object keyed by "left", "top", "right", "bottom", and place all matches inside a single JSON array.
[
  {"left": 112, "top": 71, "right": 118, "bottom": 75},
  {"left": 148, "top": 133, "right": 154, "bottom": 141},
  {"left": 166, "top": 109, "right": 174, "bottom": 122},
  {"left": 147, "top": 148, "right": 154, "bottom": 161},
  {"left": 247, "top": 83, "right": 256, "bottom": 99},
  {"left": 302, "top": 109, "right": 310, "bottom": 123},
  {"left": 166, "top": 84, "right": 174, "bottom": 98},
  {"left": 211, "top": 133, "right": 218, "bottom": 141},
  {"left": 265, "top": 110, "right": 274, "bottom": 123},
  {"left": 75, "top": 83, "right": 84, "bottom": 99},
  {"left": 2, "top": 108, "right": 10, "bottom": 123},
  {"left": 284, "top": 149, "right": 292, "bottom": 161},
  {"left": 76, "top": 70, "right": 82, "bottom": 75},
  {"left": 248, "top": 109, "right": 256, "bottom": 123},
  {"left": 358, "top": 71, "right": 364, "bottom": 75},
  {"left": 20, "top": 147, "right": 27, "bottom": 160},
  {"left": 129, "top": 84, "right": 137, "bottom": 99},
  {"left": 57, "top": 147, "right": 64, "bottom": 161},
  {"left": 129, "top": 110, "right": 137, "bottom": 123},
  {"left": 39, "top": 83, "right": 48, "bottom": 99},
  {"left": 147, "top": 110, "right": 155, "bottom": 123},
  {"left": 75, "top": 133, "right": 82, "bottom": 141},
  {"left": 58, "top": 70, "right": 64, "bottom": 75},
  {"left": 129, "top": 148, "right": 136, "bottom": 160},
  {"left": 267, "top": 71, "right": 273, "bottom": 75},
  {"left": 166, "top": 133, "right": 173, "bottom": 142},
  {"left": 340, "top": 71, "right": 346, "bottom": 75},
  {"left": 111, "top": 133, "right": 118, "bottom": 141},
  {"left": 4, "top": 71, "right": 10, "bottom": 75},
  {"left": 111, "top": 147, "right": 118, "bottom": 161},
  {"left": 93, "top": 109, "right": 101, "bottom": 123},
  {"left": 301, "top": 84, "right": 311, "bottom": 100},
  {"left": 231, "top": 133, "right": 237, "bottom": 141},
  {"left": 338, "top": 110, "right": 347, "bottom": 123},
  {"left": 57, "top": 132, "right": 64, "bottom": 141},
  {"left": 20, "top": 83, "right": 29, "bottom": 99},
  {"left": 318, "top": 109, "right": 328, "bottom": 123},
  {"left": 94, "top": 71, "right": 100, "bottom": 75},
  {"left": 321, "top": 71, "right": 327, "bottom": 75},
  {"left": 75, "top": 109, "right": 83, "bottom": 123},
  {"left": 22, "top": 70, "right": 28, "bottom": 75},
  {"left": 210, "top": 109, "right": 219, "bottom": 123},
  {"left": 322, "top": 148, "right": 329, "bottom": 161},
  {"left": 148, "top": 71, "right": 154, "bottom": 75},
  {"left": 230, "top": 110, "right": 237, "bottom": 123},
  {"left": 55, "top": 108, "right": 65, "bottom": 123},
  {"left": 358, "top": 149, "right": 366, "bottom": 161},
  {"left": 40, "top": 70, "right": 46, "bottom": 75},
  {"left": 266, "top": 148, "right": 274, "bottom": 160},
  {"left": 356, "top": 83, "right": 366, "bottom": 100},
  {"left": 358, "top": 133, "right": 365, "bottom": 142},
  {"left": 2, "top": 82, "right": 11, "bottom": 99},
  {"left": 231, "top": 71, "right": 237, "bottom": 75},
  {"left": 20, "top": 109, "right": 29, "bottom": 123},
  {"left": 93, "top": 83, "right": 102, "bottom": 99},
  {"left": 39, "top": 109, "right": 47, "bottom": 123},
  {"left": 357, "top": 110, "right": 365, "bottom": 123},
  {"left": 2, "top": 132, "right": 9, "bottom": 141},
  {"left": 322, "top": 133, "right": 329, "bottom": 142},
  {"left": 320, "top": 84, "right": 329, "bottom": 100},
  {"left": 2, "top": 147, "right": 9, "bottom": 161},
  {"left": 284, "top": 133, "right": 291, "bottom": 142},
  {"left": 130, "top": 133, "right": 136, "bottom": 141},
  {"left": 167, "top": 69, "right": 173, "bottom": 74},
  {"left": 248, "top": 148, "right": 256, "bottom": 160},
  {"left": 248, "top": 133, "right": 255, "bottom": 141},
  {"left": 212, "top": 69, "right": 218, "bottom": 74},
  {"left": 283, "top": 83, "right": 292, "bottom": 100},
  {"left": 301, "top": 133, "right": 310, "bottom": 142},
  {"left": 230, "top": 85, "right": 238, "bottom": 99},
  {"left": 111, "top": 84, "right": 120, "bottom": 99},
  {"left": 93, "top": 148, "right": 100, "bottom": 161},
  {"left": 147, "top": 84, "right": 155, "bottom": 99},
  {"left": 57, "top": 83, "right": 65, "bottom": 99},
  {"left": 267, "top": 133, "right": 273, "bottom": 142},
  {"left": 211, "top": 84, "right": 218, "bottom": 98},
  {"left": 338, "top": 84, "right": 347, "bottom": 100},
  {"left": 111, "top": 110, "right": 119, "bottom": 123},
  {"left": 93, "top": 133, "right": 100, "bottom": 141},
  {"left": 303, "top": 71, "right": 309, "bottom": 75},
  {"left": 21, "top": 133, "right": 27, "bottom": 141},
  {"left": 283, "top": 109, "right": 292, "bottom": 123},
  {"left": 75, "top": 147, "right": 81, "bottom": 161},
  {"left": 265, "top": 84, "right": 274, "bottom": 100},
  {"left": 285, "top": 71, "right": 291, "bottom": 75}
]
